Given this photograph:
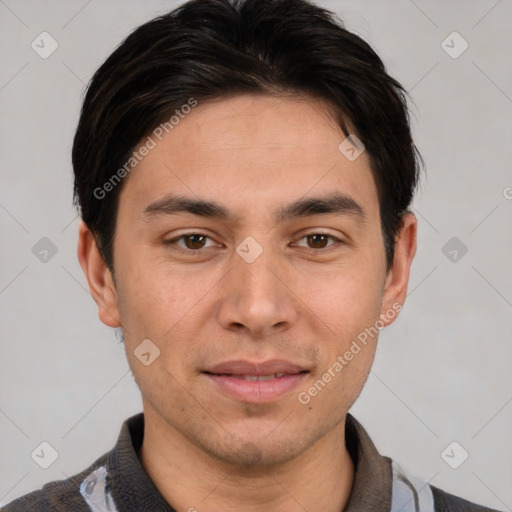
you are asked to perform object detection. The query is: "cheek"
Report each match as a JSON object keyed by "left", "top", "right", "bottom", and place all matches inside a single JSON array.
[
  {"left": 297, "top": 265, "right": 383, "bottom": 403},
  {"left": 115, "top": 254, "right": 190, "bottom": 320},
  {"left": 302, "top": 263, "right": 384, "bottom": 336},
  {"left": 113, "top": 257, "right": 219, "bottom": 370}
]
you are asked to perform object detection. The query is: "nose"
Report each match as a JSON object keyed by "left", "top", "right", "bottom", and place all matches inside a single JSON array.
[{"left": 217, "top": 243, "right": 299, "bottom": 338}]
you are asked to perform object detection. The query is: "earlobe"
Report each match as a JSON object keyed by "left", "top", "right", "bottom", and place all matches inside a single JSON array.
[
  {"left": 380, "top": 213, "right": 417, "bottom": 326},
  {"left": 77, "top": 221, "right": 121, "bottom": 328}
]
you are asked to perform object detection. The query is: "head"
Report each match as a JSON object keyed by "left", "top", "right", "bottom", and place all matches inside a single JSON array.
[{"left": 76, "top": 0, "right": 419, "bottom": 467}]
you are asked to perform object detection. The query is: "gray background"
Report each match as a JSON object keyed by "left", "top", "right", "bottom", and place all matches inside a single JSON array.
[{"left": 0, "top": 0, "right": 511, "bottom": 509}]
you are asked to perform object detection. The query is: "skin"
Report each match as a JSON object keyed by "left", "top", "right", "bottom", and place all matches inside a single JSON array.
[{"left": 78, "top": 93, "right": 417, "bottom": 512}]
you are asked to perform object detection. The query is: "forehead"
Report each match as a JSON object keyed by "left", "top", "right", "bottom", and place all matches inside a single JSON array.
[{"left": 118, "top": 94, "right": 380, "bottom": 224}]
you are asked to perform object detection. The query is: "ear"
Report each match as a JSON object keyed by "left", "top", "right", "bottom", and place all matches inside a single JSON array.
[
  {"left": 379, "top": 212, "right": 417, "bottom": 326},
  {"left": 77, "top": 221, "right": 121, "bottom": 328}
]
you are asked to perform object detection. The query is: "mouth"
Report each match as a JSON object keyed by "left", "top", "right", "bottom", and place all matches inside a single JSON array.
[
  {"left": 217, "top": 373, "right": 292, "bottom": 381},
  {"left": 203, "top": 360, "right": 309, "bottom": 403}
]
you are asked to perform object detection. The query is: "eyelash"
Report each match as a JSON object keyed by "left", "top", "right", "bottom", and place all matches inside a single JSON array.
[{"left": 163, "top": 232, "right": 343, "bottom": 255}]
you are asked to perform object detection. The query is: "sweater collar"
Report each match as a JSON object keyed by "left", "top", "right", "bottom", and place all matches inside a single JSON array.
[{"left": 107, "top": 412, "right": 392, "bottom": 511}]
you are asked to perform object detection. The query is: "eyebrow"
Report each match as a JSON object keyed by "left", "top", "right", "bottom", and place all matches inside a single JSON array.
[{"left": 142, "top": 192, "right": 366, "bottom": 224}]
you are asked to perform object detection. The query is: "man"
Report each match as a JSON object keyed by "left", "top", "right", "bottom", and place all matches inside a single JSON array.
[{"left": 3, "top": 0, "right": 501, "bottom": 510}]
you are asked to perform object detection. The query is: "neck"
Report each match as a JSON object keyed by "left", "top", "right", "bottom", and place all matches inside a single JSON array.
[{"left": 139, "top": 406, "right": 355, "bottom": 512}]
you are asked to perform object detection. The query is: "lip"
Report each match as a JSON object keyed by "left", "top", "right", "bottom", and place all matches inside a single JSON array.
[
  {"left": 203, "top": 359, "right": 308, "bottom": 404},
  {"left": 206, "top": 359, "right": 306, "bottom": 376}
]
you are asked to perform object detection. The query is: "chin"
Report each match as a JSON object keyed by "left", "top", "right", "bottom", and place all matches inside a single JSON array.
[{"left": 199, "top": 429, "right": 310, "bottom": 469}]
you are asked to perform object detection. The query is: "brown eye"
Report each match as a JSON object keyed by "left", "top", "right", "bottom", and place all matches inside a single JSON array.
[
  {"left": 306, "top": 234, "right": 330, "bottom": 249},
  {"left": 183, "top": 234, "right": 208, "bottom": 249},
  {"left": 165, "top": 233, "right": 218, "bottom": 253},
  {"left": 292, "top": 233, "right": 342, "bottom": 253}
]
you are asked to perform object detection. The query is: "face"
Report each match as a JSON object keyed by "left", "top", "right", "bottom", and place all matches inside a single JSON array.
[{"left": 79, "top": 94, "right": 416, "bottom": 467}]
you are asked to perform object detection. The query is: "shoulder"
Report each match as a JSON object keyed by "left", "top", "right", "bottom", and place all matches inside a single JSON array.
[
  {"left": 390, "top": 460, "right": 502, "bottom": 512},
  {"left": 2, "top": 488, "right": 53, "bottom": 511},
  {"left": 2, "top": 455, "right": 109, "bottom": 512},
  {"left": 430, "top": 485, "right": 503, "bottom": 512},
  {"left": 3, "top": 413, "right": 144, "bottom": 512}
]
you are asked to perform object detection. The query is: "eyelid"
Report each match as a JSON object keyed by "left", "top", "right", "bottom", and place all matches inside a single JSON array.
[
  {"left": 291, "top": 232, "right": 343, "bottom": 251},
  {"left": 165, "top": 232, "right": 222, "bottom": 251},
  {"left": 164, "top": 230, "right": 344, "bottom": 254}
]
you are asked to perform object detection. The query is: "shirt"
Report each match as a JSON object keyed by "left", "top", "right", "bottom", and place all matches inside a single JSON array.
[{"left": 2, "top": 412, "right": 501, "bottom": 511}]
